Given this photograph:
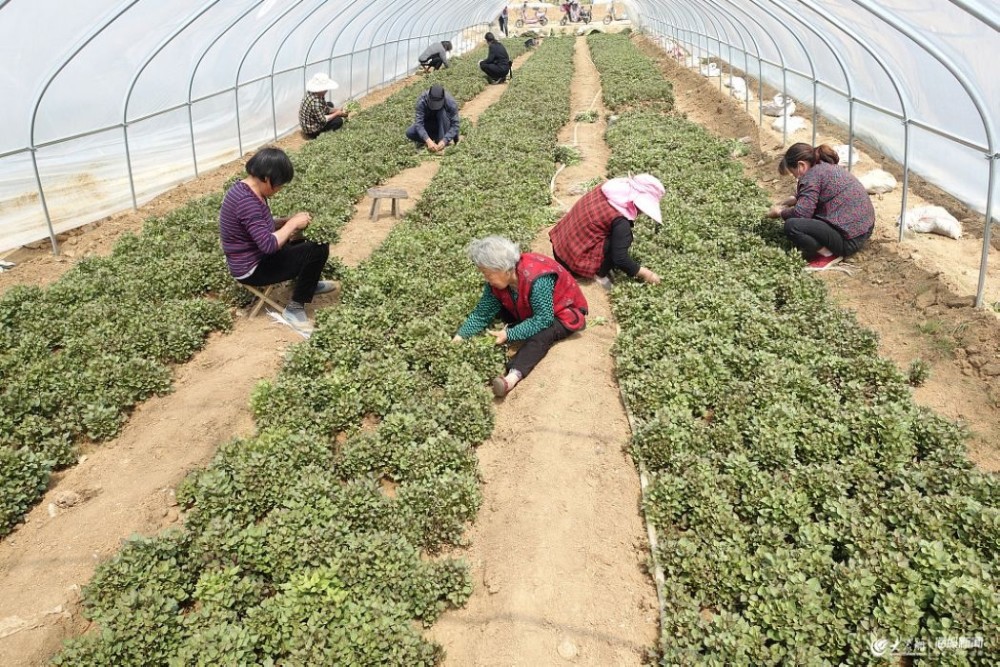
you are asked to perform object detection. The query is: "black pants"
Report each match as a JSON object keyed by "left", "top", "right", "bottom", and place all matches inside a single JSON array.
[
  {"left": 305, "top": 116, "right": 344, "bottom": 139},
  {"left": 500, "top": 308, "right": 575, "bottom": 378},
  {"left": 419, "top": 54, "right": 444, "bottom": 70},
  {"left": 239, "top": 239, "right": 329, "bottom": 304},
  {"left": 480, "top": 61, "right": 511, "bottom": 81},
  {"left": 499, "top": 15, "right": 509, "bottom": 36},
  {"left": 784, "top": 218, "right": 871, "bottom": 259}
]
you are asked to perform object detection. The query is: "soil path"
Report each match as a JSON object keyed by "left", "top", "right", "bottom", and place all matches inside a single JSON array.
[
  {"left": 0, "top": 59, "right": 531, "bottom": 666},
  {"left": 429, "top": 37, "right": 658, "bottom": 666},
  {"left": 336, "top": 50, "right": 533, "bottom": 267},
  {"left": 638, "top": 37, "right": 1000, "bottom": 472}
]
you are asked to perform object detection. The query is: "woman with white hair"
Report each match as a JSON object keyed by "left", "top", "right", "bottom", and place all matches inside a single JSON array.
[
  {"left": 299, "top": 72, "right": 348, "bottom": 139},
  {"left": 453, "top": 236, "right": 588, "bottom": 398},
  {"left": 549, "top": 174, "right": 666, "bottom": 288}
]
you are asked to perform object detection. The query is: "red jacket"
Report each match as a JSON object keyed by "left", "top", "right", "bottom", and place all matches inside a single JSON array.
[
  {"left": 548, "top": 186, "right": 622, "bottom": 277},
  {"left": 491, "top": 253, "right": 588, "bottom": 332}
]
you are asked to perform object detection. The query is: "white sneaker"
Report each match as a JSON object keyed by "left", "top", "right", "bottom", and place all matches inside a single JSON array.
[
  {"left": 595, "top": 275, "right": 613, "bottom": 291},
  {"left": 281, "top": 305, "right": 311, "bottom": 330},
  {"left": 314, "top": 280, "right": 336, "bottom": 295}
]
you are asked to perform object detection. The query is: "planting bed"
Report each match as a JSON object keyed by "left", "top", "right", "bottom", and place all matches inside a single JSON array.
[
  {"left": 0, "top": 27, "right": 995, "bottom": 667},
  {"left": 0, "top": 39, "right": 527, "bottom": 540},
  {"left": 590, "top": 33, "right": 998, "bottom": 665}
]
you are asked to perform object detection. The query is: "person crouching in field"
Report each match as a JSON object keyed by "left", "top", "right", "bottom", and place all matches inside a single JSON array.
[
  {"left": 549, "top": 174, "right": 665, "bottom": 289},
  {"left": 453, "top": 236, "right": 588, "bottom": 398},
  {"left": 418, "top": 40, "right": 453, "bottom": 71},
  {"left": 766, "top": 142, "right": 875, "bottom": 271},
  {"left": 299, "top": 72, "right": 348, "bottom": 139}
]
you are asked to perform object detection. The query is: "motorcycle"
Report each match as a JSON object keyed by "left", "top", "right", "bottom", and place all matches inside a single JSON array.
[
  {"left": 515, "top": 3, "right": 549, "bottom": 28},
  {"left": 559, "top": 1, "right": 591, "bottom": 25}
]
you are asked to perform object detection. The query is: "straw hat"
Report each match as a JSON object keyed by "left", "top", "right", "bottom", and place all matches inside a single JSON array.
[{"left": 306, "top": 72, "right": 339, "bottom": 93}]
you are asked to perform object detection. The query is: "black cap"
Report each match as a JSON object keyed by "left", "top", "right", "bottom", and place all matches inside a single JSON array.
[{"left": 427, "top": 84, "right": 446, "bottom": 111}]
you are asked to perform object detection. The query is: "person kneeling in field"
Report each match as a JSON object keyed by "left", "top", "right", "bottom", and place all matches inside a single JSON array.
[
  {"left": 453, "top": 236, "right": 589, "bottom": 398},
  {"left": 549, "top": 174, "right": 665, "bottom": 289},
  {"left": 405, "top": 83, "right": 460, "bottom": 153},
  {"left": 766, "top": 142, "right": 875, "bottom": 271}
]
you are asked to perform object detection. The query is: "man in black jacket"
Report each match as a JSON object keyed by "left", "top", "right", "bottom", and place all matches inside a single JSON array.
[{"left": 479, "top": 32, "right": 511, "bottom": 84}]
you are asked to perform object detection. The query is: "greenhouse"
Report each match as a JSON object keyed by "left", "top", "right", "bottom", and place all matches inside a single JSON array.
[{"left": 0, "top": 1, "right": 997, "bottom": 665}]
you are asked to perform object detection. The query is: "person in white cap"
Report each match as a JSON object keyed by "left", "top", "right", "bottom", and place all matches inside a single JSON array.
[
  {"left": 549, "top": 174, "right": 666, "bottom": 288},
  {"left": 299, "top": 72, "right": 348, "bottom": 139}
]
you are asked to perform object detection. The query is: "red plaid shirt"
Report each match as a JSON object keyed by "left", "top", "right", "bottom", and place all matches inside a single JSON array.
[{"left": 549, "top": 185, "right": 622, "bottom": 277}]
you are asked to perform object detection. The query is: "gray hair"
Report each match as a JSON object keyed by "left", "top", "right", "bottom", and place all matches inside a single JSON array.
[{"left": 467, "top": 235, "right": 521, "bottom": 271}]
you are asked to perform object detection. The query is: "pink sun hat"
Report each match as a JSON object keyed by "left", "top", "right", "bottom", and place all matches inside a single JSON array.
[{"left": 601, "top": 174, "right": 665, "bottom": 224}]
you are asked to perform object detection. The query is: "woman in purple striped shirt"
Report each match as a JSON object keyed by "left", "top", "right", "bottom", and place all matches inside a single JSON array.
[
  {"left": 766, "top": 143, "right": 875, "bottom": 271},
  {"left": 219, "top": 147, "right": 332, "bottom": 329}
]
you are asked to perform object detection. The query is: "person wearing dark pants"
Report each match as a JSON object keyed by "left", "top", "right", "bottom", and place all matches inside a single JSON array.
[
  {"left": 767, "top": 142, "right": 875, "bottom": 271},
  {"left": 236, "top": 239, "right": 330, "bottom": 306},
  {"left": 549, "top": 174, "right": 666, "bottom": 289},
  {"left": 453, "top": 236, "right": 588, "bottom": 398},
  {"left": 219, "top": 147, "right": 334, "bottom": 332},
  {"left": 479, "top": 32, "right": 511, "bottom": 83},
  {"left": 418, "top": 40, "right": 452, "bottom": 70},
  {"left": 299, "top": 72, "right": 348, "bottom": 139},
  {"left": 498, "top": 7, "right": 509, "bottom": 37},
  {"left": 405, "top": 84, "right": 460, "bottom": 153},
  {"left": 783, "top": 218, "right": 871, "bottom": 261}
]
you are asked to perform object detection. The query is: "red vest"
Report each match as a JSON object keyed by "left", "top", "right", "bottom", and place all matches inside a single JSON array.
[
  {"left": 491, "top": 253, "right": 588, "bottom": 332},
  {"left": 548, "top": 186, "right": 620, "bottom": 277}
]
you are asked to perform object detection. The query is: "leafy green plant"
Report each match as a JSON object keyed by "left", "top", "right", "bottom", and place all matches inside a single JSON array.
[
  {"left": 590, "top": 33, "right": 998, "bottom": 665},
  {"left": 53, "top": 35, "right": 576, "bottom": 663},
  {"left": 574, "top": 109, "right": 598, "bottom": 122},
  {"left": 907, "top": 358, "right": 931, "bottom": 386},
  {"left": 554, "top": 143, "right": 582, "bottom": 165}
]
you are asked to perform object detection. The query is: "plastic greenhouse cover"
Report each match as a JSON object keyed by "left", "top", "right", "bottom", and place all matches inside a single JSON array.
[
  {"left": 0, "top": 0, "right": 994, "bottom": 254},
  {"left": 635, "top": 0, "right": 998, "bottom": 219},
  {"left": 0, "top": 0, "right": 492, "bottom": 253}
]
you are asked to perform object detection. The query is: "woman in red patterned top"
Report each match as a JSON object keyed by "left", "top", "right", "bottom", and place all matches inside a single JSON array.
[
  {"left": 549, "top": 174, "right": 665, "bottom": 289},
  {"left": 767, "top": 143, "right": 875, "bottom": 271}
]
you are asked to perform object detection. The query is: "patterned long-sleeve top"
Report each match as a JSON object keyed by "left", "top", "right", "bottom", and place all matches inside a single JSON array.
[
  {"left": 219, "top": 181, "right": 277, "bottom": 279},
  {"left": 781, "top": 161, "right": 875, "bottom": 239},
  {"left": 299, "top": 93, "right": 329, "bottom": 136},
  {"left": 457, "top": 275, "right": 556, "bottom": 341}
]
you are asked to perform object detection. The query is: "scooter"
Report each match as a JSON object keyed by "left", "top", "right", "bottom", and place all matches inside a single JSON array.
[
  {"left": 515, "top": 3, "right": 549, "bottom": 28},
  {"left": 559, "top": 2, "right": 592, "bottom": 25}
]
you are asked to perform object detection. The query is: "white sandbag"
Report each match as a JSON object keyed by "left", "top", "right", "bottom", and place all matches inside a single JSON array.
[
  {"left": 771, "top": 114, "right": 805, "bottom": 134},
  {"left": 699, "top": 63, "right": 720, "bottom": 77},
  {"left": 834, "top": 144, "right": 861, "bottom": 168},
  {"left": 898, "top": 205, "right": 962, "bottom": 239},
  {"left": 762, "top": 94, "right": 795, "bottom": 117},
  {"left": 858, "top": 169, "right": 897, "bottom": 195},
  {"left": 730, "top": 86, "right": 749, "bottom": 102},
  {"left": 684, "top": 56, "right": 699, "bottom": 68}
]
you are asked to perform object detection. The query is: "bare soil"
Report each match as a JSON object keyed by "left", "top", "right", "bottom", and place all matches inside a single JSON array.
[
  {"left": 638, "top": 36, "right": 1000, "bottom": 472},
  {"left": 0, "top": 55, "right": 531, "bottom": 666},
  {"left": 429, "top": 36, "right": 658, "bottom": 666}
]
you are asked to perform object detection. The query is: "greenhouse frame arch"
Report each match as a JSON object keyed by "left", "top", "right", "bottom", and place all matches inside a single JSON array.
[{"left": 0, "top": 0, "right": 996, "bottom": 304}]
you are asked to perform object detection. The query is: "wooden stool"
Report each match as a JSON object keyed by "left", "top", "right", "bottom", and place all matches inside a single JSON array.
[
  {"left": 367, "top": 187, "right": 408, "bottom": 221},
  {"left": 240, "top": 283, "right": 285, "bottom": 317}
]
